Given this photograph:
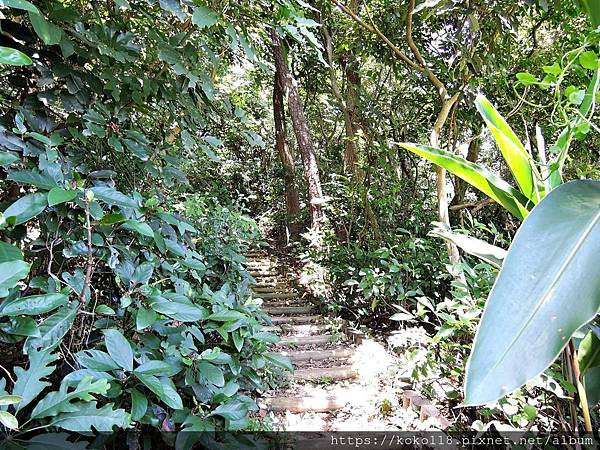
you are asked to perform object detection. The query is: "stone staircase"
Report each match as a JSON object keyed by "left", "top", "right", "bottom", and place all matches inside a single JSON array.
[
  {"left": 246, "top": 247, "right": 451, "bottom": 432},
  {"left": 246, "top": 249, "right": 360, "bottom": 419}
]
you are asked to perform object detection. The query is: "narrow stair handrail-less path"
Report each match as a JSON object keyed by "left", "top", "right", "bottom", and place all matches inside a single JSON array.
[{"left": 246, "top": 247, "right": 451, "bottom": 434}]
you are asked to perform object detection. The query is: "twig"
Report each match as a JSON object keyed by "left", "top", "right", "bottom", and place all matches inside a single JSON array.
[
  {"left": 0, "top": 363, "right": 15, "bottom": 384},
  {"left": 80, "top": 197, "right": 94, "bottom": 304}
]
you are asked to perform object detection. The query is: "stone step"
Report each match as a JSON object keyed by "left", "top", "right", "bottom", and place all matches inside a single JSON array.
[
  {"left": 264, "top": 324, "right": 328, "bottom": 334},
  {"left": 269, "top": 315, "right": 322, "bottom": 324},
  {"left": 251, "top": 286, "right": 295, "bottom": 294},
  {"left": 293, "top": 365, "right": 357, "bottom": 381},
  {"left": 263, "top": 305, "right": 314, "bottom": 315},
  {"left": 264, "top": 395, "right": 350, "bottom": 412},
  {"left": 251, "top": 282, "right": 289, "bottom": 288},
  {"left": 277, "top": 334, "right": 337, "bottom": 346},
  {"left": 249, "top": 271, "right": 280, "bottom": 277},
  {"left": 279, "top": 348, "right": 355, "bottom": 362},
  {"left": 256, "top": 292, "right": 298, "bottom": 300}
]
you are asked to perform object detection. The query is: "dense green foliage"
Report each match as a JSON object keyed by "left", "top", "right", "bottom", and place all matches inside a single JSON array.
[{"left": 0, "top": 0, "right": 598, "bottom": 442}]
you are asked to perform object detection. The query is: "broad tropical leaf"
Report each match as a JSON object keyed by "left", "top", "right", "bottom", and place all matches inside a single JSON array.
[
  {"left": 0, "top": 260, "right": 30, "bottom": 297},
  {"left": 104, "top": 329, "right": 134, "bottom": 371},
  {"left": 0, "top": 410, "right": 18, "bottom": 430},
  {"left": 12, "top": 348, "right": 58, "bottom": 411},
  {"left": 465, "top": 180, "right": 600, "bottom": 405},
  {"left": 397, "top": 143, "right": 530, "bottom": 219},
  {"left": 50, "top": 401, "right": 130, "bottom": 432},
  {"left": 475, "top": 95, "right": 540, "bottom": 202},
  {"left": 0, "top": 293, "right": 68, "bottom": 316},
  {"left": 0, "top": 46, "right": 32, "bottom": 66},
  {"left": 3, "top": 192, "right": 48, "bottom": 225},
  {"left": 429, "top": 222, "right": 506, "bottom": 269},
  {"left": 26, "top": 304, "right": 78, "bottom": 351},
  {"left": 30, "top": 377, "right": 109, "bottom": 419},
  {"left": 0, "top": 241, "right": 23, "bottom": 262},
  {"left": 48, "top": 187, "right": 78, "bottom": 206}
]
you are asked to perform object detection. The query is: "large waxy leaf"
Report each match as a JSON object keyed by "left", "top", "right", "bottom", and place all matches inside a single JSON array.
[
  {"left": 29, "top": 11, "right": 62, "bottom": 45},
  {"left": 8, "top": 170, "right": 58, "bottom": 190},
  {"left": 12, "top": 348, "right": 58, "bottom": 411},
  {"left": 50, "top": 401, "right": 130, "bottom": 432},
  {"left": 475, "top": 95, "right": 539, "bottom": 202},
  {"left": 263, "top": 352, "right": 293, "bottom": 372},
  {"left": 48, "top": 187, "right": 78, "bottom": 206},
  {"left": 465, "top": 180, "right": 600, "bottom": 405},
  {"left": 3, "top": 192, "right": 48, "bottom": 225},
  {"left": 90, "top": 186, "right": 138, "bottom": 209},
  {"left": 135, "top": 373, "right": 182, "bottom": 409},
  {"left": 0, "top": 151, "right": 19, "bottom": 166},
  {"left": 149, "top": 294, "right": 207, "bottom": 322},
  {"left": 26, "top": 304, "right": 78, "bottom": 351},
  {"left": 0, "top": 260, "right": 30, "bottom": 297},
  {"left": 128, "top": 388, "right": 147, "bottom": 421},
  {"left": 397, "top": 143, "right": 530, "bottom": 220},
  {"left": 0, "top": 241, "right": 23, "bottom": 262},
  {"left": 429, "top": 222, "right": 506, "bottom": 269},
  {"left": 198, "top": 361, "right": 224, "bottom": 387},
  {"left": 104, "top": 329, "right": 133, "bottom": 371},
  {"left": 0, "top": 293, "right": 68, "bottom": 316},
  {"left": 0, "top": 46, "right": 32, "bottom": 66},
  {"left": 31, "top": 377, "right": 109, "bottom": 419},
  {"left": 75, "top": 349, "right": 120, "bottom": 372}
]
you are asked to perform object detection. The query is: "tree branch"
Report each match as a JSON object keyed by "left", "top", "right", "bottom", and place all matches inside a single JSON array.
[{"left": 332, "top": 0, "right": 422, "bottom": 72}]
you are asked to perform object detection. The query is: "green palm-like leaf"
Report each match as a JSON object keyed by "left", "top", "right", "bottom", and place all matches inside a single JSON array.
[
  {"left": 475, "top": 95, "right": 540, "bottom": 202},
  {"left": 428, "top": 222, "right": 506, "bottom": 269},
  {"left": 465, "top": 180, "right": 600, "bottom": 405},
  {"left": 397, "top": 142, "right": 531, "bottom": 219}
]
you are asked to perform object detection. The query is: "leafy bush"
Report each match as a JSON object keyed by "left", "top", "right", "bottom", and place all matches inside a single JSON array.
[{"left": 0, "top": 0, "right": 286, "bottom": 446}]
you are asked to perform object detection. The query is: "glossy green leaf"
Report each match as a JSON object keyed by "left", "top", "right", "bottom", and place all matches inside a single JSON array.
[
  {"left": 579, "top": 326, "right": 600, "bottom": 374},
  {"left": 149, "top": 295, "right": 207, "bottom": 322},
  {"left": 26, "top": 304, "right": 78, "bottom": 351},
  {"left": 0, "top": 395, "right": 22, "bottom": 406},
  {"left": 0, "top": 410, "right": 18, "bottom": 430},
  {"left": 128, "top": 388, "right": 147, "bottom": 421},
  {"left": 0, "top": 293, "right": 68, "bottom": 316},
  {"left": 0, "top": 242, "right": 23, "bottom": 262},
  {"left": 50, "top": 401, "right": 130, "bottom": 432},
  {"left": 2, "top": 0, "right": 40, "bottom": 13},
  {"left": 0, "top": 151, "right": 19, "bottom": 166},
  {"left": 75, "top": 350, "right": 120, "bottom": 372},
  {"left": 136, "top": 307, "right": 157, "bottom": 330},
  {"left": 192, "top": 6, "right": 218, "bottom": 28},
  {"left": 465, "top": 181, "right": 600, "bottom": 405},
  {"left": 0, "top": 316, "right": 40, "bottom": 337},
  {"left": 31, "top": 377, "right": 109, "bottom": 419},
  {"left": 8, "top": 170, "right": 58, "bottom": 190},
  {"left": 90, "top": 186, "right": 138, "bottom": 209},
  {"left": 12, "top": 348, "right": 58, "bottom": 411},
  {"left": 263, "top": 352, "right": 293, "bottom": 372},
  {"left": 397, "top": 143, "right": 530, "bottom": 219},
  {"left": 0, "top": 260, "right": 30, "bottom": 298},
  {"left": 3, "top": 192, "right": 48, "bottom": 225},
  {"left": 429, "top": 222, "right": 506, "bottom": 268},
  {"left": 48, "top": 187, "right": 78, "bottom": 206},
  {"left": 475, "top": 95, "right": 538, "bottom": 202},
  {"left": 0, "top": 46, "right": 32, "bottom": 66},
  {"left": 135, "top": 373, "right": 182, "bottom": 409},
  {"left": 29, "top": 12, "right": 62, "bottom": 45},
  {"left": 104, "top": 329, "right": 133, "bottom": 371},
  {"left": 198, "top": 361, "right": 224, "bottom": 387},
  {"left": 206, "top": 309, "right": 246, "bottom": 322},
  {"left": 133, "top": 360, "right": 172, "bottom": 376},
  {"left": 123, "top": 220, "right": 154, "bottom": 237}
]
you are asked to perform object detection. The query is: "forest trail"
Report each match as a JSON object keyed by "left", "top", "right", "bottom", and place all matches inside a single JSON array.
[{"left": 246, "top": 248, "right": 441, "bottom": 432}]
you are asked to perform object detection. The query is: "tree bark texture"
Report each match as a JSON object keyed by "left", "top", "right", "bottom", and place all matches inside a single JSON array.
[
  {"left": 273, "top": 69, "right": 301, "bottom": 240},
  {"left": 271, "top": 28, "right": 325, "bottom": 229}
]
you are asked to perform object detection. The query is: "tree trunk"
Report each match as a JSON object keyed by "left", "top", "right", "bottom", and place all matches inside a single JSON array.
[
  {"left": 343, "top": 49, "right": 361, "bottom": 173},
  {"left": 271, "top": 28, "right": 325, "bottom": 230},
  {"left": 273, "top": 70, "right": 301, "bottom": 240},
  {"left": 430, "top": 96, "right": 461, "bottom": 265}
]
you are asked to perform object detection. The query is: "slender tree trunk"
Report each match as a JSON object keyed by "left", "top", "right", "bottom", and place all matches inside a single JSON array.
[
  {"left": 273, "top": 70, "right": 301, "bottom": 240},
  {"left": 323, "top": 23, "right": 359, "bottom": 174},
  {"left": 430, "top": 96, "right": 461, "bottom": 265},
  {"left": 271, "top": 28, "right": 325, "bottom": 229}
]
